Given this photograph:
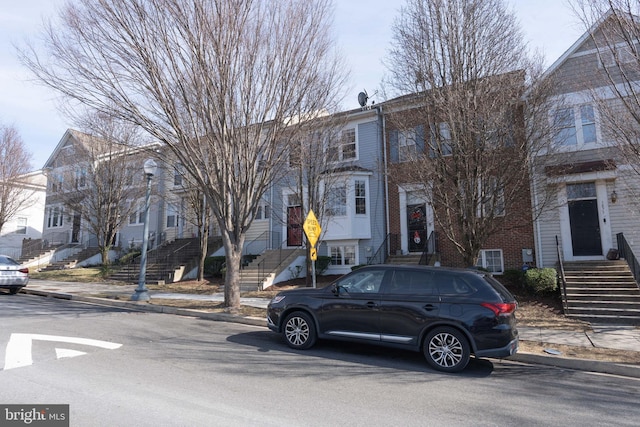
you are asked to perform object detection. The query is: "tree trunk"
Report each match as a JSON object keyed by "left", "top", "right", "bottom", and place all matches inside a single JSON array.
[
  {"left": 198, "top": 222, "right": 209, "bottom": 282},
  {"left": 100, "top": 246, "right": 110, "bottom": 265},
  {"left": 224, "top": 247, "right": 242, "bottom": 311}
]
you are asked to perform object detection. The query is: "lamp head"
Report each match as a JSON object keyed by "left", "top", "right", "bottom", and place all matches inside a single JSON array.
[{"left": 143, "top": 158, "right": 157, "bottom": 177}]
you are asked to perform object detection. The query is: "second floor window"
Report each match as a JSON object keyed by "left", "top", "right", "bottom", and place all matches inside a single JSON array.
[
  {"left": 256, "top": 201, "right": 270, "bottom": 220},
  {"left": 325, "top": 183, "right": 347, "bottom": 216},
  {"left": 75, "top": 168, "right": 87, "bottom": 188},
  {"left": 554, "top": 105, "right": 596, "bottom": 146},
  {"left": 355, "top": 180, "right": 366, "bottom": 214},
  {"left": 129, "top": 203, "right": 144, "bottom": 225},
  {"left": 174, "top": 164, "right": 185, "bottom": 186},
  {"left": 429, "top": 122, "right": 453, "bottom": 157},
  {"left": 328, "top": 128, "right": 356, "bottom": 162}
]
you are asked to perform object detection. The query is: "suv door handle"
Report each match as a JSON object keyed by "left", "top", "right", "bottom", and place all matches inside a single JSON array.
[
  {"left": 423, "top": 304, "right": 437, "bottom": 311},
  {"left": 366, "top": 301, "right": 378, "bottom": 309}
]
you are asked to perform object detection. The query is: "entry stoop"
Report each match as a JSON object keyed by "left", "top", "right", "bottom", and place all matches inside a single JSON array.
[{"left": 562, "top": 260, "right": 640, "bottom": 325}]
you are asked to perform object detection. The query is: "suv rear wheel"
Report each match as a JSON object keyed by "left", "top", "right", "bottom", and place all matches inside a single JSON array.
[
  {"left": 424, "top": 327, "right": 470, "bottom": 372},
  {"left": 283, "top": 311, "right": 316, "bottom": 350}
]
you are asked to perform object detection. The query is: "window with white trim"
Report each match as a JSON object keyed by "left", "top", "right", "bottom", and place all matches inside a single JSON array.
[
  {"left": 481, "top": 177, "right": 505, "bottom": 217},
  {"left": 553, "top": 105, "right": 597, "bottom": 146},
  {"left": 476, "top": 249, "right": 504, "bottom": 274},
  {"left": 47, "top": 206, "right": 64, "bottom": 228},
  {"left": 330, "top": 245, "right": 356, "bottom": 266},
  {"left": 75, "top": 167, "right": 87, "bottom": 188},
  {"left": 325, "top": 183, "right": 347, "bottom": 216},
  {"left": 398, "top": 128, "right": 417, "bottom": 162},
  {"left": 129, "top": 202, "right": 144, "bottom": 225},
  {"left": 429, "top": 122, "right": 453, "bottom": 157},
  {"left": 327, "top": 128, "right": 356, "bottom": 162},
  {"left": 355, "top": 180, "right": 366, "bottom": 215},
  {"left": 174, "top": 164, "right": 184, "bottom": 187},
  {"left": 166, "top": 204, "right": 178, "bottom": 228},
  {"left": 50, "top": 173, "right": 64, "bottom": 193},
  {"left": 255, "top": 199, "right": 271, "bottom": 220}
]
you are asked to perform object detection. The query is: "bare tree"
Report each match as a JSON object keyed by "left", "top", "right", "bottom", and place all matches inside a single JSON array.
[
  {"left": 383, "top": 0, "right": 558, "bottom": 267},
  {"left": 572, "top": 1, "right": 640, "bottom": 175},
  {"left": 20, "top": 0, "right": 346, "bottom": 310},
  {"left": 52, "top": 118, "right": 148, "bottom": 265},
  {"left": 0, "top": 124, "right": 35, "bottom": 235}
]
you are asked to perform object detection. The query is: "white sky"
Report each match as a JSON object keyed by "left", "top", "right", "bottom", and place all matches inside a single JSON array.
[{"left": 0, "top": 0, "right": 584, "bottom": 170}]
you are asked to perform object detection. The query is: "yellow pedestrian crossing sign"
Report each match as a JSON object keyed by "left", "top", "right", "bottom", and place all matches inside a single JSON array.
[{"left": 303, "top": 210, "right": 321, "bottom": 248}]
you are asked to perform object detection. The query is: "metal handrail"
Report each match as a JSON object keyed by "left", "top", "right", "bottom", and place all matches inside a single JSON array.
[
  {"left": 556, "top": 235, "right": 569, "bottom": 313},
  {"left": 368, "top": 233, "right": 398, "bottom": 265},
  {"left": 243, "top": 230, "right": 271, "bottom": 257},
  {"left": 419, "top": 231, "right": 438, "bottom": 265},
  {"left": 256, "top": 235, "right": 290, "bottom": 286},
  {"left": 617, "top": 232, "right": 640, "bottom": 289}
]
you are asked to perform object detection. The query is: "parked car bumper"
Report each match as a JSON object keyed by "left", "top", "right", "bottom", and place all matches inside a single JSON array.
[{"left": 474, "top": 337, "right": 519, "bottom": 358}]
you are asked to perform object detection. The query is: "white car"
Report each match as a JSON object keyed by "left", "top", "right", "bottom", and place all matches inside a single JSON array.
[{"left": 0, "top": 255, "right": 29, "bottom": 294}]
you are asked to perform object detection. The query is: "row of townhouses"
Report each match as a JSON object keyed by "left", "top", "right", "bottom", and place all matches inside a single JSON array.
[{"left": 2, "top": 12, "right": 640, "bottom": 292}]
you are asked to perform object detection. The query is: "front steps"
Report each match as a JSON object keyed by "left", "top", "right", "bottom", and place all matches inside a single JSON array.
[{"left": 562, "top": 260, "right": 640, "bottom": 325}]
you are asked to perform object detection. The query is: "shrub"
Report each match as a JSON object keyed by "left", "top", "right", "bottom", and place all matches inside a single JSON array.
[
  {"left": 204, "top": 256, "right": 226, "bottom": 278},
  {"left": 524, "top": 268, "right": 557, "bottom": 295},
  {"left": 118, "top": 250, "right": 140, "bottom": 265},
  {"left": 99, "top": 264, "right": 113, "bottom": 278},
  {"left": 502, "top": 269, "right": 525, "bottom": 287},
  {"left": 315, "top": 256, "right": 332, "bottom": 275}
]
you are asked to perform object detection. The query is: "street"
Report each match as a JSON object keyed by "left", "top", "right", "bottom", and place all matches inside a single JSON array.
[{"left": 2, "top": 294, "right": 640, "bottom": 426}]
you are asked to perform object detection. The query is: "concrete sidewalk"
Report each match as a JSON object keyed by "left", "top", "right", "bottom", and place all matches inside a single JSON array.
[{"left": 20, "top": 279, "right": 640, "bottom": 378}]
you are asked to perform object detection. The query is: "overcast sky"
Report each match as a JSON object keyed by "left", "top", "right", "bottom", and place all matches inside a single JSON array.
[{"left": 0, "top": 0, "right": 584, "bottom": 170}]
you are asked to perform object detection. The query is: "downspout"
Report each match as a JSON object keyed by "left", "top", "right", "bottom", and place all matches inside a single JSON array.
[
  {"left": 531, "top": 173, "right": 544, "bottom": 268},
  {"left": 377, "top": 105, "right": 390, "bottom": 251}
]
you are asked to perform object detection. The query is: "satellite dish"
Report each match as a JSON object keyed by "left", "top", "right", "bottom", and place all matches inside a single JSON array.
[{"left": 357, "top": 90, "right": 369, "bottom": 107}]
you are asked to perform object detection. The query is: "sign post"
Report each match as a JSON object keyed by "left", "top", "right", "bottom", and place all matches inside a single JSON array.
[{"left": 303, "top": 210, "right": 322, "bottom": 288}]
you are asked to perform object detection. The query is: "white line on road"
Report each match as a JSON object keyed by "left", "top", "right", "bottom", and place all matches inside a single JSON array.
[{"left": 3, "top": 333, "right": 122, "bottom": 370}]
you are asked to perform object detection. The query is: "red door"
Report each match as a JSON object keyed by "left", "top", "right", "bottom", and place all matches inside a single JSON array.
[{"left": 287, "top": 206, "right": 303, "bottom": 246}]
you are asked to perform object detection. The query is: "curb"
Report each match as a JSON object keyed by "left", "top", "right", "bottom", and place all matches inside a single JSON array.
[
  {"left": 22, "top": 289, "right": 640, "bottom": 378},
  {"left": 23, "top": 289, "right": 266, "bottom": 327},
  {"left": 507, "top": 352, "right": 640, "bottom": 379}
]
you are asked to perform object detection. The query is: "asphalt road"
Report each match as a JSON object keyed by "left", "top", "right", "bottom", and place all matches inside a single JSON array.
[{"left": 2, "top": 294, "right": 640, "bottom": 427}]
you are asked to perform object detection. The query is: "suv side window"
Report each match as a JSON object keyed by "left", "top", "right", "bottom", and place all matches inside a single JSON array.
[
  {"left": 388, "top": 270, "right": 436, "bottom": 295},
  {"left": 336, "top": 269, "right": 385, "bottom": 294},
  {"left": 435, "top": 272, "right": 475, "bottom": 295}
]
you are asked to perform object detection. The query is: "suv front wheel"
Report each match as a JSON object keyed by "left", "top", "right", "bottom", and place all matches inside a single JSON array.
[
  {"left": 283, "top": 311, "right": 317, "bottom": 350},
  {"left": 424, "top": 327, "right": 470, "bottom": 372}
]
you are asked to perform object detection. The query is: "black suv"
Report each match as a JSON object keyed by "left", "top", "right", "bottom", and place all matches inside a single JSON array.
[{"left": 267, "top": 265, "right": 518, "bottom": 372}]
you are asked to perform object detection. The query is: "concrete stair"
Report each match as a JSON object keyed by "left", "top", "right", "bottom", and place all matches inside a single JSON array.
[
  {"left": 239, "top": 248, "right": 305, "bottom": 291},
  {"left": 562, "top": 260, "right": 640, "bottom": 325},
  {"left": 385, "top": 254, "right": 423, "bottom": 265},
  {"left": 110, "top": 238, "right": 201, "bottom": 284},
  {"left": 39, "top": 245, "right": 96, "bottom": 271}
]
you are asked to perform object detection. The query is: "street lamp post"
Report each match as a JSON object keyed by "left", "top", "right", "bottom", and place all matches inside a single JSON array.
[{"left": 131, "top": 158, "right": 157, "bottom": 302}]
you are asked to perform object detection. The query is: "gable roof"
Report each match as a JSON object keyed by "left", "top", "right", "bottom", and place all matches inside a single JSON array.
[{"left": 541, "top": 9, "right": 615, "bottom": 81}]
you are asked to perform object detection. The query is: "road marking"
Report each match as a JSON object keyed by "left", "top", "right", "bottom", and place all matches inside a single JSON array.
[{"left": 3, "top": 333, "right": 122, "bottom": 370}]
